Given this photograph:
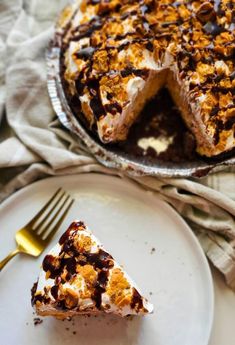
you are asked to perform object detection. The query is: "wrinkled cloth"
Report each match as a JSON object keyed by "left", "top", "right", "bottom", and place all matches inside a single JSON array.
[{"left": 0, "top": 0, "right": 235, "bottom": 290}]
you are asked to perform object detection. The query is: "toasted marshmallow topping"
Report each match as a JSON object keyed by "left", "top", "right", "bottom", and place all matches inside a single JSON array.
[
  {"left": 58, "top": 0, "right": 235, "bottom": 157},
  {"left": 32, "top": 221, "right": 153, "bottom": 318}
]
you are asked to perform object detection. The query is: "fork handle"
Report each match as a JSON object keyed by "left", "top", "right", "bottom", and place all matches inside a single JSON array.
[{"left": 0, "top": 248, "right": 21, "bottom": 271}]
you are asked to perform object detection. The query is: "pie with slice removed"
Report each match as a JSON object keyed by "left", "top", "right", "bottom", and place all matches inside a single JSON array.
[
  {"left": 31, "top": 221, "right": 153, "bottom": 318},
  {"left": 58, "top": 0, "right": 235, "bottom": 158}
]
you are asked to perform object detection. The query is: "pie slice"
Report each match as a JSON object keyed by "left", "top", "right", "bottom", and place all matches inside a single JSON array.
[{"left": 31, "top": 221, "right": 153, "bottom": 319}]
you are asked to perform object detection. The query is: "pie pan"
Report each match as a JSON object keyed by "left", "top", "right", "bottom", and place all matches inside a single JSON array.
[{"left": 47, "top": 32, "right": 235, "bottom": 178}]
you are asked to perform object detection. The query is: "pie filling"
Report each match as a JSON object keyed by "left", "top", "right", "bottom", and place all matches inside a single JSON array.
[
  {"left": 58, "top": 0, "right": 235, "bottom": 157},
  {"left": 31, "top": 221, "right": 153, "bottom": 318}
]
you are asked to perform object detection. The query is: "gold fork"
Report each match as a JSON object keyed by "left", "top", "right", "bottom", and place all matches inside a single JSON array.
[{"left": 0, "top": 188, "right": 74, "bottom": 271}]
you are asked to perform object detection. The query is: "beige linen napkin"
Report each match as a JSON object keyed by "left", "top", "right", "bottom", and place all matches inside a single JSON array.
[{"left": 0, "top": 0, "right": 235, "bottom": 290}]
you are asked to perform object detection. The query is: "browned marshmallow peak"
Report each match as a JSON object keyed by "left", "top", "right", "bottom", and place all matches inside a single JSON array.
[
  {"left": 58, "top": 0, "right": 235, "bottom": 157},
  {"left": 31, "top": 221, "right": 153, "bottom": 319}
]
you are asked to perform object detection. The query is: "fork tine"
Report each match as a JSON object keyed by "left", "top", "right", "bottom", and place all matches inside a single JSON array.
[
  {"left": 26, "top": 188, "right": 62, "bottom": 227},
  {"left": 34, "top": 191, "right": 66, "bottom": 232},
  {"left": 39, "top": 195, "right": 72, "bottom": 237},
  {"left": 44, "top": 199, "right": 75, "bottom": 242}
]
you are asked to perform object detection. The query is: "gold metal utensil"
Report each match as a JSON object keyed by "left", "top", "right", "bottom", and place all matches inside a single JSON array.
[{"left": 0, "top": 188, "right": 74, "bottom": 271}]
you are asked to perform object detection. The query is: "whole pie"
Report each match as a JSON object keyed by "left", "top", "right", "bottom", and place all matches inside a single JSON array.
[
  {"left": 57, "top": 0, "right": 235, "bottom": 157},
  {"left": 31, "top": 221, "right": 153, "bottom": 318}
]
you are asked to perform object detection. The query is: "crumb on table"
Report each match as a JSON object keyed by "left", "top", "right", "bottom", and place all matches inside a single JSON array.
[{"left": 33, "top": 318, "right": 43, "bottom": 326}]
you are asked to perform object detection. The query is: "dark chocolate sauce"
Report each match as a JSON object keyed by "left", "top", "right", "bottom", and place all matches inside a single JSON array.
[
  {"left": 33, "top": 318, "right": 43, "bottom": 326},
  {"left": 211, "top": 106, "right": 220, "bottom": 117},
  {"left": 120, "top": 68, "right": 149, "bottom": 79},
  {"left": 75, "top": 76, "right": 85, "bottom": 94},
  {"left": 213, "top": 115, "right": 235, "bottom": 145},
  {"left": 88, "top": 79, "right": 105, "bottom": 119},
  {"left": 59, "top": 229, "right": 73, "bottom": 246},
  {"left": 42, "top": 255, "right": 60, "bottom": 277},
  {"left": 146, "top": 41, "right": 154, "bottom": 52},
  {"left": 177, "top": 50, "right": 197, "bottom": 71},
  {"left": 92, "top": 269, "right": 109, "bottom": 308},
  {"left": 32, "top": 293, "right": 45, "bottom": 305},
  {"left": 161, "top": 20, "right": 183, "bottom": 28},
  {"left": 62, "top": 257, "right": 77, "bottom": 275},
  {"left": 31, "top": 281, "right": 50, "bottom": 306},
  {"left": 56, "top": 300, "right": 67, "bottom": 310},
  {"left": 31, "top": 282, "right": 39, "bottom": 306},
  {"left": 131, "top": 288, "right": 144, "bottom": 311},
  {"left": 59, "top": 221, "right": 85, "bottom": 245},
  {"left": 51, "top": 285, "right": 59, "bottom": 300},
  {"left": 86, "top": 249, "right": 114, "bottom": 270},
  {"left": 224, "top": 116, "right": 235, "bottom": 131},
  {"left": 98, "top": 269, "right": 109, "bottom": 288},
  {"left": 72, "top": 16, "right": 104, "bottom": 41}
]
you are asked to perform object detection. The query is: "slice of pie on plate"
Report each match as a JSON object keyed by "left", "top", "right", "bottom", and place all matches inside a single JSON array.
[{"left": 31, "top": 221, "right": 153, "bottom": 319}]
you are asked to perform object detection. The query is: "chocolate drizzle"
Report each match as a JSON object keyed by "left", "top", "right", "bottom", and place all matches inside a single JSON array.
[
  {"left": 120, "top": 67, "right": 149, "bottom": 79},
  {"left": 93, "top": 269, "right": 109, "bottom": 309},
  {"left": 42, "top": 255, "right": 60, "bottom": 278},
  {"left": 59, "top": 221, "right": 85, "bottom": 245},
  {"left": 31, "top": 282, "right": 39, "bottom": 306},
  {"left": 51, "top": 285, "right": 59, "bottom": 300},
  {"left": 88, "top": 79, "right": 105, "bottom": 120},
  {"left": 31, "top": 281, "right": 50, "bottom": 306},
  {"left": 214, "top": 115, "right": 235, "bottom": 145},
  {"left": 72, "top": 16, "right": 104, "bottom": 41},
  {"left": 131, "top": 288, "right": 144, "bottom": 311}
]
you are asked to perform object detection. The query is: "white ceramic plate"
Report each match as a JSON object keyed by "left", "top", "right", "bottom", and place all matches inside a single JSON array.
[{"left": 0, "top": 174, "right": 213, "bottom": 345}]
